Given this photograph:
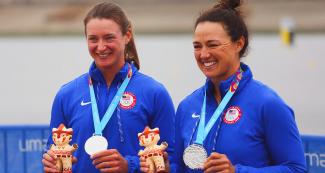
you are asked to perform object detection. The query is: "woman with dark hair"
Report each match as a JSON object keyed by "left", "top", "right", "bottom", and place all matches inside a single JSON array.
[
  {"left": 42, "top": 2, "right": 175, "bottom": 173},
  {"left": 171, "top": 0, "right": 306, "bottom": 172}
]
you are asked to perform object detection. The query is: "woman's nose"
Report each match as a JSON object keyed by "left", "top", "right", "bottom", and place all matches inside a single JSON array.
[
  {"left": 200, "top": 47, "right": 210, "bottom": 58},
  {"left": 97, "top": 40, "right": 106, "bottom": 51}
]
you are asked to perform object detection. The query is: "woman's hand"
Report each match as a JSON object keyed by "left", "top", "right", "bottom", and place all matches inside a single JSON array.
[
  {"left": 139, "top": 152, "right": 170, "bottom": 173},
  {"left": 139, "top": 156, "right": 150, "bottom": 172},
  {"left": 203, "top": 152, "right": 235, "bottom": 173},
  {"left": 42, "top": 150, "right": 77, "bottom": 173},
  {"left": 42, "top": 150, "right": 58, "bottom": 173},
  {"left": 91, "top": 149, "right": 128, "bottom": 173}
]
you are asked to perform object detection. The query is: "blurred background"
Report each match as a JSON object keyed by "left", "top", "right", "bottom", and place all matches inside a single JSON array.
[{"left": 0, "top": 0, "right": 325, "bottom": 136}]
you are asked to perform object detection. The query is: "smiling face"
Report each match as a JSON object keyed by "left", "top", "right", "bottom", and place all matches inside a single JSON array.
[
  {"left": 193, "top": 21, "right": 243, "bottom": 83},
  {"left": 86, "top": 18, "right": 131, "bottom": 71}
]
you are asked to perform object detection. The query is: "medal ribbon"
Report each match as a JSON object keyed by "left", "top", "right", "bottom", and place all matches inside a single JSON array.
[
  {"left": 195, "top": 68, "right": 243, "bottom": 145},
  {"left": 89, "top": 63, "right": 132, "bottom": 136}
]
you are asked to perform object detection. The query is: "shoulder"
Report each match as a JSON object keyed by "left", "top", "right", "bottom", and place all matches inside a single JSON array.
[
  {"left": 240, "top": 63, "right": 286, "bottom": 105},
  {"left": 131, "top": 71, "right": 169, "bottom": 93},
  {"left": 246, "top": 79, "right": 287, "bottom": 105},
  {"left": 177, "top": 86, "right": 204, "bottom": 112},
  {"left": 55, "top": 73, "right": 88, "bottom": 98},
  {"left": 175, "top": 86, "right": 204, "bottom": 127},
  {"left": 246, "top": 79, "right": 294, "bottom": 119}
]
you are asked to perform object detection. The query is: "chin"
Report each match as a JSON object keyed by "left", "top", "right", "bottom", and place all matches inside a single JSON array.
[
  {"left": 95, "top": 62, "right": 113, "bottom": 68},
  {"left": 201, "top": 69, "right": 216, "bottom": 78},
  {"left": 204, "top": 72, "right": 224, "bottom": 81}
]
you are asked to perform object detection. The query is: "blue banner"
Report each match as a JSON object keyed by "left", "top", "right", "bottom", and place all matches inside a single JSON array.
[
  {"left": 0, "top": 126, "right": 324, "bottom": 172},
  {"left": 0, "top": 126, "right": 50, "bottom": 173},
  {"left": 302, "top": 135, "right": 325, "bottom": 172}
]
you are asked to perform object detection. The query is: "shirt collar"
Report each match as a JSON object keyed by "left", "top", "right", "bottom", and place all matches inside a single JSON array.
[
  {"left": 206, "top": 62, "right": 252, "bottom": 97},
  {"left": 88, "top": 62, "right": 138, "bottom": 84}
]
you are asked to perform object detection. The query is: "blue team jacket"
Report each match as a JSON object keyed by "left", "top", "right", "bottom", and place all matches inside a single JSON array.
[
  {"left": 48, "top": 62, "right": 175, "bottom": 173},
  {"left": 172, "top": 63, "right": 306, "bottom": 173}
]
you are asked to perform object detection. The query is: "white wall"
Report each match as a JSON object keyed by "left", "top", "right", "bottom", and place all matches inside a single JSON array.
[{"left": 0, "top": 34, "right": 324, "bottom": 135}]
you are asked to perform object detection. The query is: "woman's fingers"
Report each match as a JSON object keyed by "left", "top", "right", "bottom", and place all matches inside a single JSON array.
[
  {"left": 203, "top": 152, "right": 235, "bottom": 173},
  {"left": 42, "top": 151, "right": 58, "bottom": 173}
]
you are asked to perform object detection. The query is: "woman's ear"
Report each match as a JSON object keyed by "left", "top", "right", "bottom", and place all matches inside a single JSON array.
[
  {"left": 236, "top": 36, "right": 245, "bottom": 53},
  {"left": 125, "top": 26, "right": 132, "bottom": 44}
]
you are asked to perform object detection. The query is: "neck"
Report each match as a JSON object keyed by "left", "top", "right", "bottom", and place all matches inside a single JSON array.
[
  {"left": 213, "top": 86, "right": 222, "bottom": 104},
  {"left": 211, "top": 62, "right": 241, "bottom": 103},
  {"left": 98, "top": 62, "right": 125, "bottom": 86}
]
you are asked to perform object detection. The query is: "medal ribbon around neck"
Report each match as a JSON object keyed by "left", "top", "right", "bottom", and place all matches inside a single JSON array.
[
  {"left": 88, "top": 63, "right": 132, "bottom": 136},
  {"left": 195, "top": 68, "right": 243, "bottom": 145}
]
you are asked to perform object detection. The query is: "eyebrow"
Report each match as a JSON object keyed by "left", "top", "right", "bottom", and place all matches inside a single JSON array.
[
  {"left": 193, "top": 40, "right": 221, "bottom": 44},
  {"left": 87, "top": 33, "right": 115, "bottom": 37},
  {"left": 104, "top": 33, "right": 115, "bottom": 37},
  {"left": 207, "top": 40, "right": 221, "bottom": 44}
]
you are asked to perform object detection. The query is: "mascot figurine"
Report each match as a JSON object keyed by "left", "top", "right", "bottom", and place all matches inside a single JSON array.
[
  {"left": 50, "top": 124, "right": 78, "bottom": 173},
  {"left": 138, "top": 126, "right": 168, "bottom": 173}
]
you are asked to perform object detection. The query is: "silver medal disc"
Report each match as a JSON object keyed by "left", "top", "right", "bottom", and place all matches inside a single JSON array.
[
  {"left": 183, "top": 144, "right": 207, "bottom": 169},
  {"left": 84, "top": 135, "right": 108, "bottom": 155}
]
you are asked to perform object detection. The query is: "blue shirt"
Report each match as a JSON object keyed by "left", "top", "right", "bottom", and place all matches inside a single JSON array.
[
  {"left": 48, "top": 62, "right": 175, "bottom": 173},
  {"left": 172, "top": 63, "right": 306, "bottom": 173}
]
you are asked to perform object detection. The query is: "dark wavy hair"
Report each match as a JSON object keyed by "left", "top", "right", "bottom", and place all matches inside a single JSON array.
[{"left": 195, "top": 0, "right": 249, "bottom": 58}]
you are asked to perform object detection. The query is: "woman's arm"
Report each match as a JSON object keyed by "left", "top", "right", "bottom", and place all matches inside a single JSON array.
[{"left": 235, "top": 98, "right": 307, "bottom": 173}]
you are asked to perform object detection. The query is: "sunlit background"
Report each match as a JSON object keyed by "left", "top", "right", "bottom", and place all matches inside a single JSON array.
[{"left": 0, "top": 0, "right": 324, "bottom": 136}]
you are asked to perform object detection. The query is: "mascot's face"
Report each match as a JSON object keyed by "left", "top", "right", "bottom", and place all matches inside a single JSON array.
[
  {"left": 52, "top": 124, "right": 73, "bottom": 146},
  {"left": 52, "top": 132, "right": 72, "bottom": 146},
  {"left": 138, "top": 127, "right": 160, "bottom": 147}
]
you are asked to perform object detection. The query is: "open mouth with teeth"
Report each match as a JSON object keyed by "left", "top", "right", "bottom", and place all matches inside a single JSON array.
[
  {"left": 97, "top": 52, "right": 111, "bottom": 58},
  {"left": 203, "top": 61, "right": 217, "bottom": 67}
]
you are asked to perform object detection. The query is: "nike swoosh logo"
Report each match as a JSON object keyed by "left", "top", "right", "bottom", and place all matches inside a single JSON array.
[
  {"left": 192, "top": 113, "right": 200, "bottom": 118},
  {"left": 80, "top": 101, "right": 91, "bottom": 106}
]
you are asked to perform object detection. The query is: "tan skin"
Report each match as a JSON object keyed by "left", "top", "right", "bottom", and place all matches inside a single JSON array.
[
  {"left": 86, "top": 18, "right": 131, "bottom": 86},
  {"left": 195, "top": 22, "right": 244, "bottom": 173},
  {"left": 91, "top": 149, "right": 128, "bottom": 173},
  {"left": 193, "top": 21, "right": 244, "bottom": 105},
  {"left": 42, "top": 18, "right": 132, "bottom": 173}
]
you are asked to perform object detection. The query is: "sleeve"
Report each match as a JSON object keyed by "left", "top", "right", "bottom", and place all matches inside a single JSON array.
[
  {"left": 46, "top": 88, "right": 68, "bottom": 148},
  {"left": 170, "top": 102, "right": 187, "bottom": 173},
  {"left": 235, "top": 97, "right": 307, "bottom": 173},
  {"left": 125, "top": 155, "right": 140, "bottom": 173},
  {"left": 150, "top": 85, "right": 176, "bottom": 170}
]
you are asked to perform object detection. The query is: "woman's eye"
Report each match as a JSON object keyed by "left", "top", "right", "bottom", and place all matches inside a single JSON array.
[
  {"left": 209, "top": 44, "right": 219, "bottom": 47},
  {"left": 104, "top": 36, "right": 115, "bottom": 42},
  {"left": 193, "top": 45, "right": 201, "bottom": 49},
  {"left": 88, "top": 37, "right": 97, "bottom": 42},
  {"left": 105, "top": 36, "right": 113, "bottom": 40}
]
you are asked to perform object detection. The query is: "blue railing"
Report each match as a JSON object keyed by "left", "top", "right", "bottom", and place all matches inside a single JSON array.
[{"left": 0, "top": 125, "right": 324, "bottom": 173}]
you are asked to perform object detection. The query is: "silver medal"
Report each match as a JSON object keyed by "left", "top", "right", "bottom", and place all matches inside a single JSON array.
[
  {"left": 84, "top": 135, "right": 108, "bottom": 155},
  {"left": 183, "top": 144, "right": 207, "bottom": 169}
]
